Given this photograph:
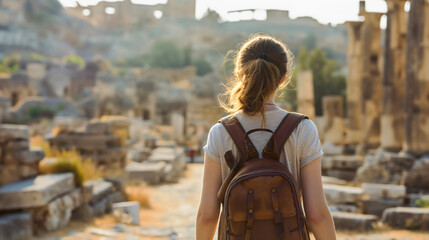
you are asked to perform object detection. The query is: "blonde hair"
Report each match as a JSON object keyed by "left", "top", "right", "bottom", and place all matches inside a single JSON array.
[{"left": 219, "top": 34, "right": 295, "bottom": 125}]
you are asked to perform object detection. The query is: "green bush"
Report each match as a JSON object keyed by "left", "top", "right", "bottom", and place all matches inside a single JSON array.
[{"left": 416, "top": 199, "right": 429, "bottom": 208}]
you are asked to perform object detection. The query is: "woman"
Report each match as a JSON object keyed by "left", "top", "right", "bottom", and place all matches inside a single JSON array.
[{"left": 196, "top": 34, "right": 336, "bottom": 240}]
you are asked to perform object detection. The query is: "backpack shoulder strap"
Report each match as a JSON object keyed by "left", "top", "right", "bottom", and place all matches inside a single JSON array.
[
  {"left": 262, "top": 112, "right": 308, "bottom": 160},
  {"left": 219, "top": 116, "right": 258, "bottom": 162}
]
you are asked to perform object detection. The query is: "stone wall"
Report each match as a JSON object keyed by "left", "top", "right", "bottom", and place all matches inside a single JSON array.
[
  {"left": 47, "top": 120, "right": 129, "bottom": 171},
  {"left": 0, "top": 124, "right": 44, "bottom": 187}
]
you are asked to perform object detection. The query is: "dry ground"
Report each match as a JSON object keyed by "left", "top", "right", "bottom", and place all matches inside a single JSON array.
[{"left": 33, "top": 164, "right": 429, "bottom": 240}]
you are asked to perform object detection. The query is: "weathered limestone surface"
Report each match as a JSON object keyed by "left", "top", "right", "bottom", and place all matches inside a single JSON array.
[
  {"left": 360, "top": 9, "right": 384, "bottom": 149},
  {"left": 125, "top": 161, "right": 167, "bottom": 184},
  {"left": 0, "top": 212, "right": 33, "bottom": 240},
  {"left": 323, "top": 184, "right": 363, "bottom": 204},
  {"left": 48, "top": 119, "right": 128, "bottom": 171},
  {"left": 33, "top": 188, "right": 83, "bottom": 234},
  {"left": 322, "top": 155, "right": 364, "bottom": 181},
  {"left": 0, "top": 173, "right": 75, "bottom": 210},
  {"left": 355, "top": 150, "right": 415, "bottom": 184},
  {"left": 321, "top": 96, "right": 344, "bottom": 145},
  {"left": 403, "top": 0, "right": 429, "bottom": 156},
  {"left": 381, "top": 0, "right": 408, "bottom": 151},
  {"left": 112, "top": 201, "right": 140, "bottom": 225},
  {"left": 405, "top": 157, "right": 429, "bottom": 191},
  {"left": 322, "top": 155, "right": 364, "bottom": 170},
  {"left": 297, "top": 71, "right": 315, "bottom": 120},
  {"left": 148, "top": 147, "right": 186, "bottom": 181},
  {"left": 332, "top": 212, "right": 378, "bottom": 231},
  {"left": 0, "top": 124, "right": 40, "bottom": 186},
  {"left": 84, "top": 179, "right": 114, "bottom": 205},
  {"left": 382, "top": 207, "right": 429, "bottom": 230},
  {"left": 362, "top": 183, "right": 406, "bottom": 199},
  {"left": 0, "top": 124, "right": 29, "bottom": 143},
  {"left": 345, "top": 21, "right": 364, "bottom": 145},
  {"left": 363, "top": 198, "right": 403, "bottom": 217},
  {"left": 321, "top": 176, "right": 347, "bottom": 186}
]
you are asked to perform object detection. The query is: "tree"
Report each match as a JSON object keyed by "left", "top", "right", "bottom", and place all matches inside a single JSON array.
[
  {"left": 193, "top": 57, "right": 213, "bottom": 76},
  {"left": 279, "top": 47, "right": 346, "bottom": 115},
  {"left": 147, "top": 40, "right": 185, "bottom": 68}
]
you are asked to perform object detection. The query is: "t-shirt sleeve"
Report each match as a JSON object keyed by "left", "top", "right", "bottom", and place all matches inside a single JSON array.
[
  {"left": 203, "top": 123, "right": 221, "bottom": 163},
  {"left": 297, "top": 119, "right": 324, "bottom": 168}
]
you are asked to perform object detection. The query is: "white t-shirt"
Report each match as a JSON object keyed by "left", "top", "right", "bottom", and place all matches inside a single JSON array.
[{"left": 203, "top": 108, "right": 323, "bottom": 190}]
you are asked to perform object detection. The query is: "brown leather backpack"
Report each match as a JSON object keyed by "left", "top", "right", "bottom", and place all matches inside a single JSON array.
[{"left": 217, "top": 112, "right": 310, "bottom": 240}]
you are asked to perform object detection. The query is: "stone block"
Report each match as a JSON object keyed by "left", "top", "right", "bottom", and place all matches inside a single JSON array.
[
  {"left": 406, "top": 157, "right": 429, "bottom": 191},
  {"left": 332, "top": 212, "right": 378, "bottom": 231},
  {"left": 91, "top": 191, "right": 123, "bottom": 217},
  {"left": 48, "top": 135, "right": 120, "bottom": 151},
  {"left": 355, "top": 150, "right": 415, "bottom": 184},
  {"left": 33, "top": 188, "right": 83, "bottom": 234},
  {"left": 322, "top": 176, "right": 347, "bottom": 185},
  {"left": 19, "top": 163, "right": 39, "bottom": 179},
  {"left": 325, "top": 169, "right": 357, "bottom": 181},
  {"left": 104, "top": 177, "right": 125, "bottom": 195},
  {"left": 125, "top": 162, "right": 166, "bottom": 184},
  {"left": 86, "top": 122, "right": 112, "bottom": 135},
  {"left": 127, "top": 147, "right": 151, "bottom": 162},
  {"left": 155, "top": 140, "right": 176, "bottom": 148},
  {"left": 323, "top": 184, "right": 363, "bottom": 204},
  {"left": 0, "top": 173, "right": 75, "bottom": 210},
  {"left": 322, "top": 142, "right": 344, "bottom": 155},
  {"left": 363, "top": 198, "right": 404, "bottom": 217},
  {"left": 0, "top": 124, "right": 29, "bottom": 143},
  {"left": 5, "top": 139, "right": 29, "bottom": 151},
  {"left": 0, "top": 212, "right": 33, "bottom": 240},
  {"left": 382, "top": 207, "right": 429, "bottom": 230},
  {"left": 362, "top": 183, "right": 406, "bottom": 199},
  {"left": 163, "top": 163, "right": 176, "bottom": 183},
  {"left": 5, "top": 147, "right": 45, "bottom": 164},
  {"left": 322, "top": 155, "right": 364, "bottom": 170},
  {"left": 329, "top": 204, "right": 359, "bottom": 213},
  {"left": 84, "top": 179, "right": 113, "bottom": 205},
  {"left": 0, "top": 163, "right": 19, "bottom": 186},
  {"left": 112, "top": 201, "right": 140, "bottom": 225}
]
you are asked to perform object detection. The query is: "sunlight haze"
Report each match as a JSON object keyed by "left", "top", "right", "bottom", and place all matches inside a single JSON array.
[{"left": 59, "top": 0, "right": 388, "bottom": 25}]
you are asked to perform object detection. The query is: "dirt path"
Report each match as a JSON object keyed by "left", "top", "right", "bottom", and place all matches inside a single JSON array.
[{"left": 34, "top": 164, "right": 429, "bottom": 240}]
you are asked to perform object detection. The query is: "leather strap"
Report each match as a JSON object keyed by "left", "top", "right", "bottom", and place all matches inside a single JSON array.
[
  {"left": 245, "top": 189, "right": 255, "bottom": 240},
  {"left": 219, "top": 116, "right": 258, "bottom": 162},
  {"left": 263, "top": 112, "right": 308, "bottom": 161}
]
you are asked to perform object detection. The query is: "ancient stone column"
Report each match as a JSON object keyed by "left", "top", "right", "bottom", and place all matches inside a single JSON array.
[
  {"left": 381, "top": 0, "right": 408, "bottom": 152},
  {"left": 322, "top": 96, "right": 344, "bottom": 145},
  {"left": 345, "top": 21, "right": 364, "bottom": 145},
  {"left": 403, "top": 0, "right": 429, "bottom": 156},
  {"left": 297, "top": 70, "right": 315, "bottom": 120},
  {"left": 360, "top": 9, "right": 384, "bottom": 149}
]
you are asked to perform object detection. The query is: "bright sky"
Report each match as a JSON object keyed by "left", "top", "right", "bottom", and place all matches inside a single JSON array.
[{"left": 59, "top": 0, "right": 392, "bottom": 26}]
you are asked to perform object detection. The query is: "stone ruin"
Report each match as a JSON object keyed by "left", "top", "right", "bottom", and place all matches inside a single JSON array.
[
  {"left": 126, "top": 140, "right": 187, "bottom": 185},
  {"left": 306, "top": 0, "right": 429, "bottom": 231},
  {"left": 0, "top": 125, "right": 44, "bottom": 187},
  {"left": 0, "top": 124, "right": 125, "bottom": 240},
  {"left": 47, "top": 117, "right": 130, "bottom": 173}
]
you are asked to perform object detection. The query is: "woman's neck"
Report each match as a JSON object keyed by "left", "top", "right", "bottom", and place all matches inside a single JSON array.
[{"left": 264, "top": 95, "right": 277, "bottom": 111}]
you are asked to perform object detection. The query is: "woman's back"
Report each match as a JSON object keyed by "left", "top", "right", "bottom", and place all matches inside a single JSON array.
[{"left": 203, "top": 108, "right": 323, "bottom": 189}]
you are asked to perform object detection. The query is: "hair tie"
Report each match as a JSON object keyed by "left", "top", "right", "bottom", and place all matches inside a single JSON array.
[{"left": 256, "top": 53, "right": 270, "bottom": 62}]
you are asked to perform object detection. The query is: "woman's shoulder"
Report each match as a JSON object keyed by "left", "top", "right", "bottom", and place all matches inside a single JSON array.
[{"left": 293, "top": 116, "right": 319, "bottom": 138}]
